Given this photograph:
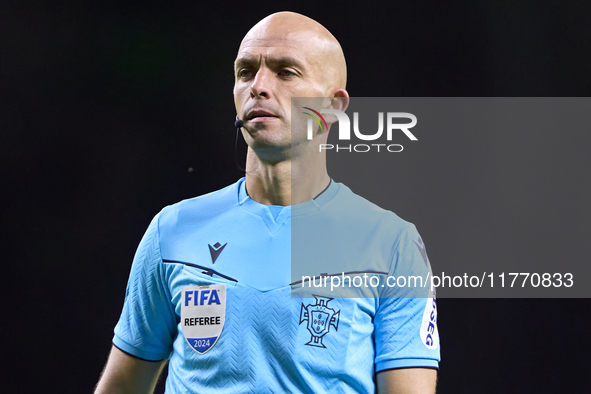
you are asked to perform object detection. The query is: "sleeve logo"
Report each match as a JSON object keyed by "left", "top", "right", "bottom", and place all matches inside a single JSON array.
[
  {"left": 419, "top": 296, "right": 439, "bottom": 349},
  {"left": 181, "top": 284, "right": 226, "bottom": 354}
]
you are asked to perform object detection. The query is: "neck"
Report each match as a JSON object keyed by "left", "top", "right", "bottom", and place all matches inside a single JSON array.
[{"left": 244, "top": 147, "right": 330, "bottom": 206}]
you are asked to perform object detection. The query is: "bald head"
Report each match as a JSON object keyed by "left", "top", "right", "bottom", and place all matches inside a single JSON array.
[{"left": 238, "top": 12, "right": 347, "bottom": 90}]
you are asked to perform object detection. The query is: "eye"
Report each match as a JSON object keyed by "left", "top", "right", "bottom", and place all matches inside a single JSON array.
[
  {"left": 278, "top": 69, "right": 296, "bottom": 78},
  {"left": 238, "top": 68, "right": 254, "bottom": 79}
]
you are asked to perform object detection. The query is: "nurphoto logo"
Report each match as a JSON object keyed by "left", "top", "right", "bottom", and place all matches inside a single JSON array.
[{"left": 303, "top": 107, "right": 418, "bottom": 153}]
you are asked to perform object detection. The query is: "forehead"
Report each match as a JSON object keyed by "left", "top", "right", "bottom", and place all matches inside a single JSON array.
[
  {"left": 235, "top": 44, "right": 305, "bottom": 68},
  {"left": 236, "top": 29, "right": 325, "bottom": 67},
  {"left": 240, "top": 26, "right": 313, "bottom": 50}
]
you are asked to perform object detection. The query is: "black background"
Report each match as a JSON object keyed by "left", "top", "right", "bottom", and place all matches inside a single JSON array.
[{"left": 2, "top": 0, "right": 590, "bottom": 392}]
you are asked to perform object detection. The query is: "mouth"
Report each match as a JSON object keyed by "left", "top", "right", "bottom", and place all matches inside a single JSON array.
[{"left": 245, "top": 109, "right": 279, "bottom": 123}]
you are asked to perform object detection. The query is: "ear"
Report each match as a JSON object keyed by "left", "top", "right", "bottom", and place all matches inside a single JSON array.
[
  {"left": 322, "top": 89, "right": 350, "bottom": 125},
  {"left": 331, "top": 89, "right": 349, "bottom": 112}
]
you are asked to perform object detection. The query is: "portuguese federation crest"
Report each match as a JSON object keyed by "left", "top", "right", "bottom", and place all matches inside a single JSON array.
[{"left": 299, "top": 295, "right": 340, "bottom": 348}]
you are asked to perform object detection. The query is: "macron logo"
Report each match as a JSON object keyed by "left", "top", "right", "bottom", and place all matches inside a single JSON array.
[{"left": 208, "top": 242, "right": 227, "bottom": 264}]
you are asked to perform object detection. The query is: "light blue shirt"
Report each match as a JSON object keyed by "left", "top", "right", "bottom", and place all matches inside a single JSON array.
[{"left": 114, "top": 178, "right": 440, "bottom": 393}]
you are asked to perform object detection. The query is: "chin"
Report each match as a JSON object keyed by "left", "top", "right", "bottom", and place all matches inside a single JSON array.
[
  {"left": 245, "top": 126, "right": 287, "bottom": 143},
  {"left": 246, "top": 136, "right": 292, "bottom": 159}
]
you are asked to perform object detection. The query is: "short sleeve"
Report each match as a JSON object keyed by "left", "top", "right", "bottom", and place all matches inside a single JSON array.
[
  {"left": 374, "top": 224, "right": 440, "bottom": 372},
  {"left": 113, "top": 213, "right": 177, "bottom": 361}
]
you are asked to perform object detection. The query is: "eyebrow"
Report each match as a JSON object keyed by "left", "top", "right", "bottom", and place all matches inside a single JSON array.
[{"left": 235, "top": 55, "right": 306, "bottom": 71}]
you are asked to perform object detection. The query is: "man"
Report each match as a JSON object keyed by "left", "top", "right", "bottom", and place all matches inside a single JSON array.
[{"left": 95, "top": 11, "right": 439, "bottom": 393}]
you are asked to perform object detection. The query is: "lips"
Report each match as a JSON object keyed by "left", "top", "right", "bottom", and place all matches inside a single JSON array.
[{"left": 245, "top": 109, "right": 279, "bottom": 121}]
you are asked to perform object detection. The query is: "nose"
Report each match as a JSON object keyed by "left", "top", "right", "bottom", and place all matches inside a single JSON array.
[{"left": 250, "top": 68, "right": 272, "bottom": 99}]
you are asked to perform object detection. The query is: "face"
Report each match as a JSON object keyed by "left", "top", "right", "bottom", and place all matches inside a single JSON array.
[{"left": 233, "top": 28, "right": 334, "bottom": 153}]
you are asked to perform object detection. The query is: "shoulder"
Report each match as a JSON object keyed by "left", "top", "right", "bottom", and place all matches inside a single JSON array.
[
  {"left": 157, "top": 179, "right": 242, "bottom": 230},
  {"left": 149, "top": 179, "right": 245, "bottom": 259},
  {"left": 331, "top": 182, "right": 414, "bottom": 240}
]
